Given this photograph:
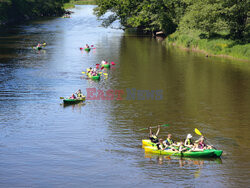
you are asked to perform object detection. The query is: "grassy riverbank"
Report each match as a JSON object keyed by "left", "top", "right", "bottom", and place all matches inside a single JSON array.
[
  {"left": 165, "top": 31, "right": 250, "bottom": 61},
  {"left": 64, "top": 0, "right": 96, "bottom": 9}
]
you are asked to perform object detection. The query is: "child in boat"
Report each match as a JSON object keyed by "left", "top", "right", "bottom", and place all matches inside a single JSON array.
[
  {"left": 69, "top": 94, "right": 76, "bottom": 99},
  {"left": 85, "top": 44, "right": 90, "bottom": 48},
  {"left": 157, "top": 139, "right": 167, "bottom": 150},
  {"left": 184, "top": 134, "right": 193, "bottom": 148},
  {"left": 164, "top": 134, "right": 177, "bottom": 146},
  {"left": 198, "top": 137, "right": 213, "bottom": 149},
  {"left": 178, "top": 141, "right": 188, "bottom": 152},
  {"left": 149, "top": 125, "right": 160, "bottom": 143},
  {"left": 189, "top": 143, "right": 204, "bottom": 152}
]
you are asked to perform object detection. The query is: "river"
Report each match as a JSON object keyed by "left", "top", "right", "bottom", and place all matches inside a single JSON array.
[{"left": 0, "top": 5, "right": 249, "bottom": 187}]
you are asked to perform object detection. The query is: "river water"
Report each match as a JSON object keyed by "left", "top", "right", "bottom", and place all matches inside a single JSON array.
[{"left": 0, "top": 5, "right": 249, "bottom": 187}]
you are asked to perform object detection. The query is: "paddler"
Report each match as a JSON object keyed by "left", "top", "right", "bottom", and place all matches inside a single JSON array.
[
  {"left": 75, "top": 89, "right": 83, "bottom": 98},
  {"left": 197, "top": 137, "right": 213, "bottom": 149},
  {"left": 184, "top": 134, "right": 193, "bottom": 147},
  {"left": 85, "top": 44, "right": 90, "bottom": 49},
  {"left": 149, "top": 125, "right": 160, "bottom": 143}
]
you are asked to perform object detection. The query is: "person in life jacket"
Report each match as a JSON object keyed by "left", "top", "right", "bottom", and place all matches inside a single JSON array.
[
  {"left": 149, "top": 125, "right": 160, "bottom": 143},
  {"left": 85, "top": 44, "right": 90, "bottom": 49},
  {"left": 157, "top": 139, "right": 167, "bottom": 150},
  {"left": 75, "top": 89, "right": 83, "bottom": 98},
  {"left": 164, "top": 134, "right": 176, "bottom": 146},
  {"left": 178, "top": 141, "right": 188, "bottom": 152},
  {"left": 184, "top": 134, "right": 193, "bottom": 148}
]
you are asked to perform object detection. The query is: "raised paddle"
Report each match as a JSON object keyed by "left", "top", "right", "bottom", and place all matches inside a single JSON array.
[
  {"left": 194, "top": 128, "right": 216, "bottom": 149},
  {"left": 60, "top": 97, "right": 65, "bottom": 99},
  {"left": 139, "top": 124, "right": 169, "bottom": 131},
  {"left": 111, "top": 62, "right": 116, "bottom": 65}
]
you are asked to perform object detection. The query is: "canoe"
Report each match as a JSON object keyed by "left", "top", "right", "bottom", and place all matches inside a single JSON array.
[
  {"left": 36, "top": 46, "right": 42, "bottom": 50},
  {"left": 101, "top": 64, "right": 110, "bottom": 68},
  {"left": 142, "top": 139, "right": 157, "bottom": 148},
  {"left": 87, "top": 73, "right": 100, "bottom": 80},
  {"left": 63, "top": 97, "right": 86, "bottom": 105},
  {"left": 144, "top": 146, "right": 223, "bottom": 158},
  {"left": 85, "top": 48, "right": 90, "bottom": 52}
]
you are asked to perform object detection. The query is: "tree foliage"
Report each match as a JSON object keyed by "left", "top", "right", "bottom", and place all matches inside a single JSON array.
[
  {"left": 95, "top": 0, "right": 250, "bottom": 40},
  {"left": 0, "top": 0, "right": 70, "bottom": 24}
]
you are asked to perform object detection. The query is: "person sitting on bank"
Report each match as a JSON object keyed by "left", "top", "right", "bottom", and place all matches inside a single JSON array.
[
  {"left": 184, "top": 134, "right": 193, "bottom": 148},
  {"left": 149, "top": 125, "right": 160, "bottom": 143},
  {"left": 164, "top": 134, "right": 176, "bottom": 146}
]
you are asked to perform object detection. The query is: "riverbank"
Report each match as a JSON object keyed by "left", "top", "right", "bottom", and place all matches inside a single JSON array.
[
  {"left": 0, "top": 0, "right": 66, "bottom": 26},
  {"left": 165, "top": 31, "right": 250, "bottom": 61},
  {"left": 64, "top": 0, "right": 96, "bottom": 9}
]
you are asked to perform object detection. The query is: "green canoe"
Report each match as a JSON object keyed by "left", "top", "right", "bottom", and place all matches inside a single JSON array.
[
  {"left": 85, "top": 48, "right": 90, "bottom": 52},
  {"left": 87, "top": 73, "right": 100, "bottom": 80},
  {"left": 144, "top": 146, "right": 223, "bottom": 158},
  {"left": 63, "top": 97, "right": 85, "bottom": 105},
  {"left": 35, "top": 46, "right": 42, "bottom": 50},
  {"left": 101, "top": 64, "right": 110, "bottom": 68}
]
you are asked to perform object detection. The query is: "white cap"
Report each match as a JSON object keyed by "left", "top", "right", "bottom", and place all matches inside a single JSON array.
[{"left": 187, "top": 134, "right": 192, "bottom": 139}]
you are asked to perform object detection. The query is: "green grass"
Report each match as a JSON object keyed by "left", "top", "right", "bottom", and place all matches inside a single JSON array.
[
  {"left": 64, "top": 0, "right": 96, "bottom": 9},
  {"left": 165, "top": 31, "right": 250, "bottom": 61}
]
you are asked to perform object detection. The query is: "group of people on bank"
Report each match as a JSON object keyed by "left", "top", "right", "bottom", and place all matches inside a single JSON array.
[{"left": 149, "top": 125, "right": 213, "bottom": 152}]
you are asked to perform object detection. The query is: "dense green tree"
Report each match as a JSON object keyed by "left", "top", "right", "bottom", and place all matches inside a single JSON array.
[
  {"left": 222, "top": 0, "right": 249, "bottom": 40},
  {"left": 0, "top": 0, "right": 70, "bottom": 24}
]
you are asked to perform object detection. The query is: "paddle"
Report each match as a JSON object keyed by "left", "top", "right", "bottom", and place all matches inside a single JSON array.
[
  {"left": 82, "top": 71, "right": 86, "bottom": 74},
  {"left": 60, "top": 97, "right": 65, "bottom": 99},
  {"left": 111, "top": 62, "right": 116, "bottom": 65},
  {"left": 139, "top": 124, "right": 169, "bottom": 131},
  {"left": 194, "top": 128, "right": 216, "bottom": 149}
]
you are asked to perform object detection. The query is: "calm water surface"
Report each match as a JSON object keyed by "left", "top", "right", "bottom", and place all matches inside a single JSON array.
[{"left": 0, "top": 5, "right": 250, "bottom": 187}]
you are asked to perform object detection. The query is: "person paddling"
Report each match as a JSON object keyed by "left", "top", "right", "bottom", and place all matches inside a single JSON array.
[
  {"left": 85, "top": 44, "right": 90, "bottom": 49},
  {"left": 197, "top": 137, "right": 213, "bottom": 149},
  {"left": 75, "top": 89, "right": 83, "bottom": 98},
  {"left": 149, "top": 125, "right": 160, "bottom": 143}
]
